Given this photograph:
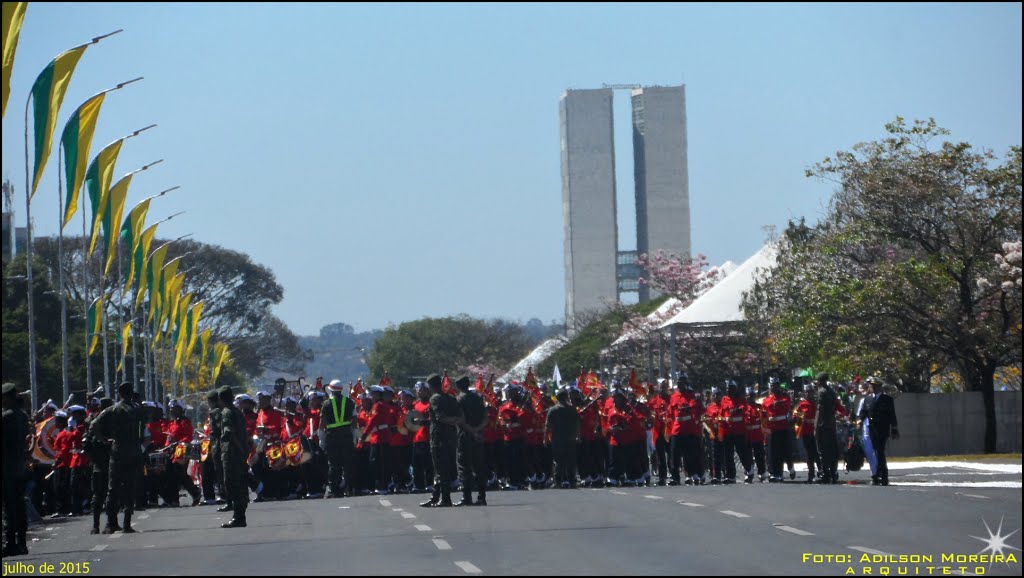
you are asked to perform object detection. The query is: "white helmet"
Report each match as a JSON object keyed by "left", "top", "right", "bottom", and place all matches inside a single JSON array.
[{"left": 327, "top": 379, "right": 351, "bottom": 396}]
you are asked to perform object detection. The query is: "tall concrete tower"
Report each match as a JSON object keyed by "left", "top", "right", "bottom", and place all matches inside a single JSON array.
[
  {"left": 632, "top": 85, "right": 691, "bottom": 302},
  {"left": 560, "top": 89, "right": 618, "bottom": 332}
]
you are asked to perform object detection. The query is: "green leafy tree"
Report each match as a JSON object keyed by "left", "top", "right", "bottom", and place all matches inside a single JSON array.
[{"left": 746, "top": 119, "right": 1022, "bottom": 452}]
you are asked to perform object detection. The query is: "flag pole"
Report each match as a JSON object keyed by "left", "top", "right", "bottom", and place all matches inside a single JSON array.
[{"left": 57, "top": 145, "right": 70, "bottom": 400}]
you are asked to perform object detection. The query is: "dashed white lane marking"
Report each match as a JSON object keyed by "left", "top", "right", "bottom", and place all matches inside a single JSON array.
[
  {"left": 678, "top": 502, "right": 704, "bottom": 507},
  {"left": 45, "top": 527, "right": 54, "bottom": 531},
  {"left": 108, "top": 532, "right": 123, "bottom": 540},
  {"left": 643, "top": 495, "right": 663, "bottom": 500},
  {"left": 774, "top": 525, "right": 814, "bottom": 536},
  {"left": 433, "top": 538, "right": 452, "bottom": 550},
  {"left": 848, "top": 546, "right": 891, "bottom": 556},
  {"left": 455, "top": 561, "right": 482, "bottom": 574},
  {"left": 610, "top": 490, "right": 628, "bottom": 495},
  {"left": 393, "top": 508, "right": 404, "bottom": 512},
  {"left": 338, "top": 506, "right": 350, "bottom": 509},
  {"left": 956, "top": 493, "right": 990, "bottom": 499},
  {"left": 145, "top": 545, "right": 155, "bottom": 548},
  {"left": 90, "top": 544, "right": 108, "bottom": 551},
  {"left": 720, "top": 510, "right": 750, "bottom": 518},
  {"left": 379, "top": 499, "right": 392, "bottom": 507},
  {"left": 137, "top": 514, "right": 150, "bottom": 519},
  {"left": 414, "top": 524, "right": 432, "bottom": 532},
  {"left": 401, "top": 512, "right": 416, "bottom": 519}
]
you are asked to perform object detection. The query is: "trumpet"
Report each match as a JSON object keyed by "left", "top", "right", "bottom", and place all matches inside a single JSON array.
[{"left": 792, "top": 408, "right": 807, "bottom": 438}]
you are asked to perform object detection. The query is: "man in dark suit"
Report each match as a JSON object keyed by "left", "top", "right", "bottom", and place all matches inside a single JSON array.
[{"left": 858, "top": 376, "right": 899, "bottom": 486}]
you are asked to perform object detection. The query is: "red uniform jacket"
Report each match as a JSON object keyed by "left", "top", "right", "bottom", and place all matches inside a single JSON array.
[
  {"left": 499, "top": 402, "right": 524, "bottom": 442},
  {"left": 53, "top": 429, "right": 73, "bottom": 469},
  {"left": 412, "top": 400, "right": 431, "bottom": 444},
  {"left": 69, "top": 425, "right": 89, "bottom": 469},
  {"left": 390, "top": 405, "right": 412, "bottom": 448},
  {"left": 578, "top": 401, "right": 602, "bottom": 441},
  {"left": 719, "top": 396, "right": 748, "bottom": 436},
  {"left": 365, "top": 401, "right": 394, "bottom": 445},
  {"left": 257, "top": 408, "right": 286, "bottom": 440},
  {"left": 745, "top": 402, "right": 765, "bottom": 443},
  {"left": 669, "top": 391, "right": 701, "bottom": 436},
  {"left": 762, "top": 394, "right": 792, "bottom": 432},
  {"left": 167, "top": 417, "right": 194, "bottom": 444},
  {"left": 648, "top": 394, "right": 670, "bottom": 442}
]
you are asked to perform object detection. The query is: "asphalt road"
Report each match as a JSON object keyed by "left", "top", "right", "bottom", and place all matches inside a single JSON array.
[{"left": 6, "top": 462, "right": 1021, "bottom": 576}]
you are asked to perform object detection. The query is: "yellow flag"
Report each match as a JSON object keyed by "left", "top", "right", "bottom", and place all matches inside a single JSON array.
[
  {"left": 117, "top": 321, "right": 132, "bottom": 372},
  {"left": 211, "top": 342, "right": 230, "bottom": 384},
  {"left": 199, "top": 328, "right": 212, "bottom": 375},
  {"left": 128, "top": 221, "right": 157, "bottom": 296},
  {"left": 102, "top": 173, "right": 132, "bottom": 276},
  {"left": 31, "top": 45, "right": 88, "bottom": 195},
  {"left": 2, "top": 2, "right": 28, "bottom": 118},
  {"left": 145, "top": 242, "right": 169, "bottom": 322}
]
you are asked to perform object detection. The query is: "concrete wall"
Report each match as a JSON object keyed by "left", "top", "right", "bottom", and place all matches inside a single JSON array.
[
  {"left": 884, "top": 391, "right": 1022, "bottom": 457},
  {"left": 561, "top": 89, "right": 618, "bottom": 332}
]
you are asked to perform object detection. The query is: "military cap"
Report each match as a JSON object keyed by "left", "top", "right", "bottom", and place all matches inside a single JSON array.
[
  {"left": 426, "top": 374, "right": 443, "bottom": 388},
  {"left": 1, "top": 382, "right": 17, "bottom": 396},
  {"left": 455, "top": 376, "right": 471, "bottom": 390}
]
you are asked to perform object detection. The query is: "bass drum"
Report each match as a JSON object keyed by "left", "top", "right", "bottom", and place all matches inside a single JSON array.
[{"left": 404, "top": 409, "right": 424, "bottom": 433}]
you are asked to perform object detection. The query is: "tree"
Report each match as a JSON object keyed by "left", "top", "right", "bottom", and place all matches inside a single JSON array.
[
  {"left": 747, "top": 119, "right": 1021, "bottom": 452},
  {"left": 367, "top": 315, "right": 533, "bottom": 386}
]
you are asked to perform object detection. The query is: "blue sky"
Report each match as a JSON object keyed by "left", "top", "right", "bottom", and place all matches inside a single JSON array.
[{"left": 3, "top": 3, "right": 1021, "bottom": 335}]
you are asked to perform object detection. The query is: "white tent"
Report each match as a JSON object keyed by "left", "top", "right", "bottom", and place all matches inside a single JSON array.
[
  {"left": 659, "top": 244, "right": 777, "bottom": 328},
  {"left": 498, "top": 337, "right": 568, "bottom": 383}
]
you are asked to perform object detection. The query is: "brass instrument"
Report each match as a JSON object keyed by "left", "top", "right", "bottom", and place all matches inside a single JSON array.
[{"left": 792, "top": 408, "right": 807, "bottom": 438}]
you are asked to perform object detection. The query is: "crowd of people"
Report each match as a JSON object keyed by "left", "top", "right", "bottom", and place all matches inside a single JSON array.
[{"left": 1, "top": 370, "right": 900, "bottom": 557}]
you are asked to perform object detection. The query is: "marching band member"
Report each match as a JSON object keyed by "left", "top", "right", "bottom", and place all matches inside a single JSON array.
[
  {"left": 391, "top": 390, "right": 415, "bottom": 493},
  {"left": 720, "top": 381, "right": 753, "bottom": 484},
  {"left": 704, "top": 388, "right": 724, "bottom": 484},
  {"left": 762, "top": 378, "right": 792, "bottom": 483},
  {"left": 303, "top": 390, "right": 327, "bottom": 498},
  {"left": 50, "top": 411, "right": 72, "bottom": 517},
  {"left": 669, "top": 376, "right": 703, "bottom": 485},
  {"left": 574, "top": 386, "right": 604, "bottom": 487},
  {"left": 648, "top": 380, "right": 671, "bottom": 486},
  {"left": 67, "top": 406, "right": 90, "bottom": 517},
  {"left": 499, "top": 385, "right": 527, "bottom": 490},
  {"left": 353, "top": 393, "right": 374, "bottom": 495},
  {"left": 411, "top": 382, "right": 433, "bottom": 493},
  {"left": 793, "top": 383, "right": 820, "bottom": 483},
  {"left": 744, "top": 387, "right": 767, "bottom": 483},
  {"left": 166, "top": 400, "right": 201, "bottom": 506},
  {"left": 362, "top": 385, "right": 393, "bottom": 494}
]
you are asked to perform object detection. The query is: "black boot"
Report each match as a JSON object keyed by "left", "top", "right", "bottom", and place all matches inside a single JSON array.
[
  {"left": 455, "top": 495, "right": 473, "bottom": 507},
  {"left": 474, "top": 495, "right": 487, "bottom": 506},
  {"left": 221, "top": 516, "right": 247, "bottom": 528},
  {"left": 122, "top": 514, "right": 135, "bottom": 533},
  {"left": 420, "top": 491, "right": 440, "bottom": 507}
]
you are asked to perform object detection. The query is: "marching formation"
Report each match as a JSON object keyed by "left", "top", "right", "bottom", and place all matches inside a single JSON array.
[{"left": 2, "top": 368, "right": 900, "bottom": 553}]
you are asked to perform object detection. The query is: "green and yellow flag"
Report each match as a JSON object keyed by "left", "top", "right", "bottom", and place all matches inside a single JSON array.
[
  {"left": 60, "top": 93, "right": 105, "bottom": 228},
  {"left": 87, "top": 294, "right": 103, "bottom": 355},
  {"left": 210, "top": 342, "right": 230, "bottom": 385},
  {"left": 176, "top": 301, "right": 203, "bottom": 371},
  {"left": 85, "top": 139, "right": 124, "bottom": 255},
  {"left": 102, "top": 173, "right": 132, "bottom": 275},
  {"left": 30, "top": 45, "right": 88, "bottom": 196},
  {"left": 129, "top": 222, "right": 157, "bottom": 296},
  {"left": 2, "top": 2, "right": 28, "bottom": 118},
  {"left": 116, "top": 321, "right": 132, "bottom": 372},
  {"left": 198, "top": 328, "right": 212, "bottom": 374},
  {"left": 145, "top": 242, "right": 170, "bottom": 322},
  {"left": 164, "top": 283, "right": 188, "bottom": 344},
  {"left": 171, "top": 293, "right": 193, "bottom": 369}
]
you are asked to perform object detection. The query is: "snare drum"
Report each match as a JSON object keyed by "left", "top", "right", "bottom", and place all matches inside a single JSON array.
[
  {"left": 186, "top": 441, "right": 202, "bottom": 461},
  {"left": 147, "top": 452, "right": 168, "bottom": 475},
  {"left": 265, "top": 441, "right": 288, "bottom": 471}
]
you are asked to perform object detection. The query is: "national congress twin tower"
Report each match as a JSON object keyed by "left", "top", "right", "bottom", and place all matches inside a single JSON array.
[{"left": 560, "top": 85, "right": 691, "bottom": 332}]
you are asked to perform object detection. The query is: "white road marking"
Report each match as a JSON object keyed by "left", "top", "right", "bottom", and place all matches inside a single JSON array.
[
  {"left": 379, "top": 499, "right": 392, "bottom": 507},
  {"left": 610, "top": 490, "right": 628, "bottom": 495},
  {"left": 774, "top": 525, "right": 814, "bottom": 536},
  {"left": 720, "top": 510, "right": 750, "bottom": 518},
  {"left": 138, "top": 514, "right": 150, "bottom": 519},
  {"left": 956, "top": 492, "right": 990, "bottom": 499},
  {"left": 893, "top": 481, "right": 1021, "bottom": 489},
  {"left": 45, "top": 527, "right": 54, "bottom": 531},
  {"left": 414, "top": 524, "right": 432, "bottom": 532},
  {"left": 90, "top": 544, "right": 108, "bottom": 551},
  {"left": 401, "top": 512, "right": 416, "bottom": 519},
  {"left": 433, "top": 538, "right": 452, "bottom": 550},
  {"left": 678, "top": 502, "right": 704, "bottom": 507},
  {"left": 108, "top": 532, "right": 123, "bottom": 540},
  {"left": 393, "top": 508, "right": 404, "bottom": 512},
  {"left": 455, "top": 561, "right": 482, "bottom": 574},
  {"left": 848, "top": 546, "right": 891, "bottom": 556},
  {"left": 338, "top": 506, "right": 350, "bottom": 509},
  {"left": 145, "top": 545, "right": 155, "bottom": 548},
  {"left": 643, "top": 495, "right": 663, "bottom": 500}
]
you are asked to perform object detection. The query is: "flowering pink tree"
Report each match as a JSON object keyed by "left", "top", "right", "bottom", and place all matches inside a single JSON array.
[{"left": 636, "top": 251, "right": 720, "bottom": 303}]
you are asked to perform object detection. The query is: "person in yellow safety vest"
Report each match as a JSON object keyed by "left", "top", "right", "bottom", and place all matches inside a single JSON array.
[{"left": 319, "top": 380, "right": 355, "bottom": 498}]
